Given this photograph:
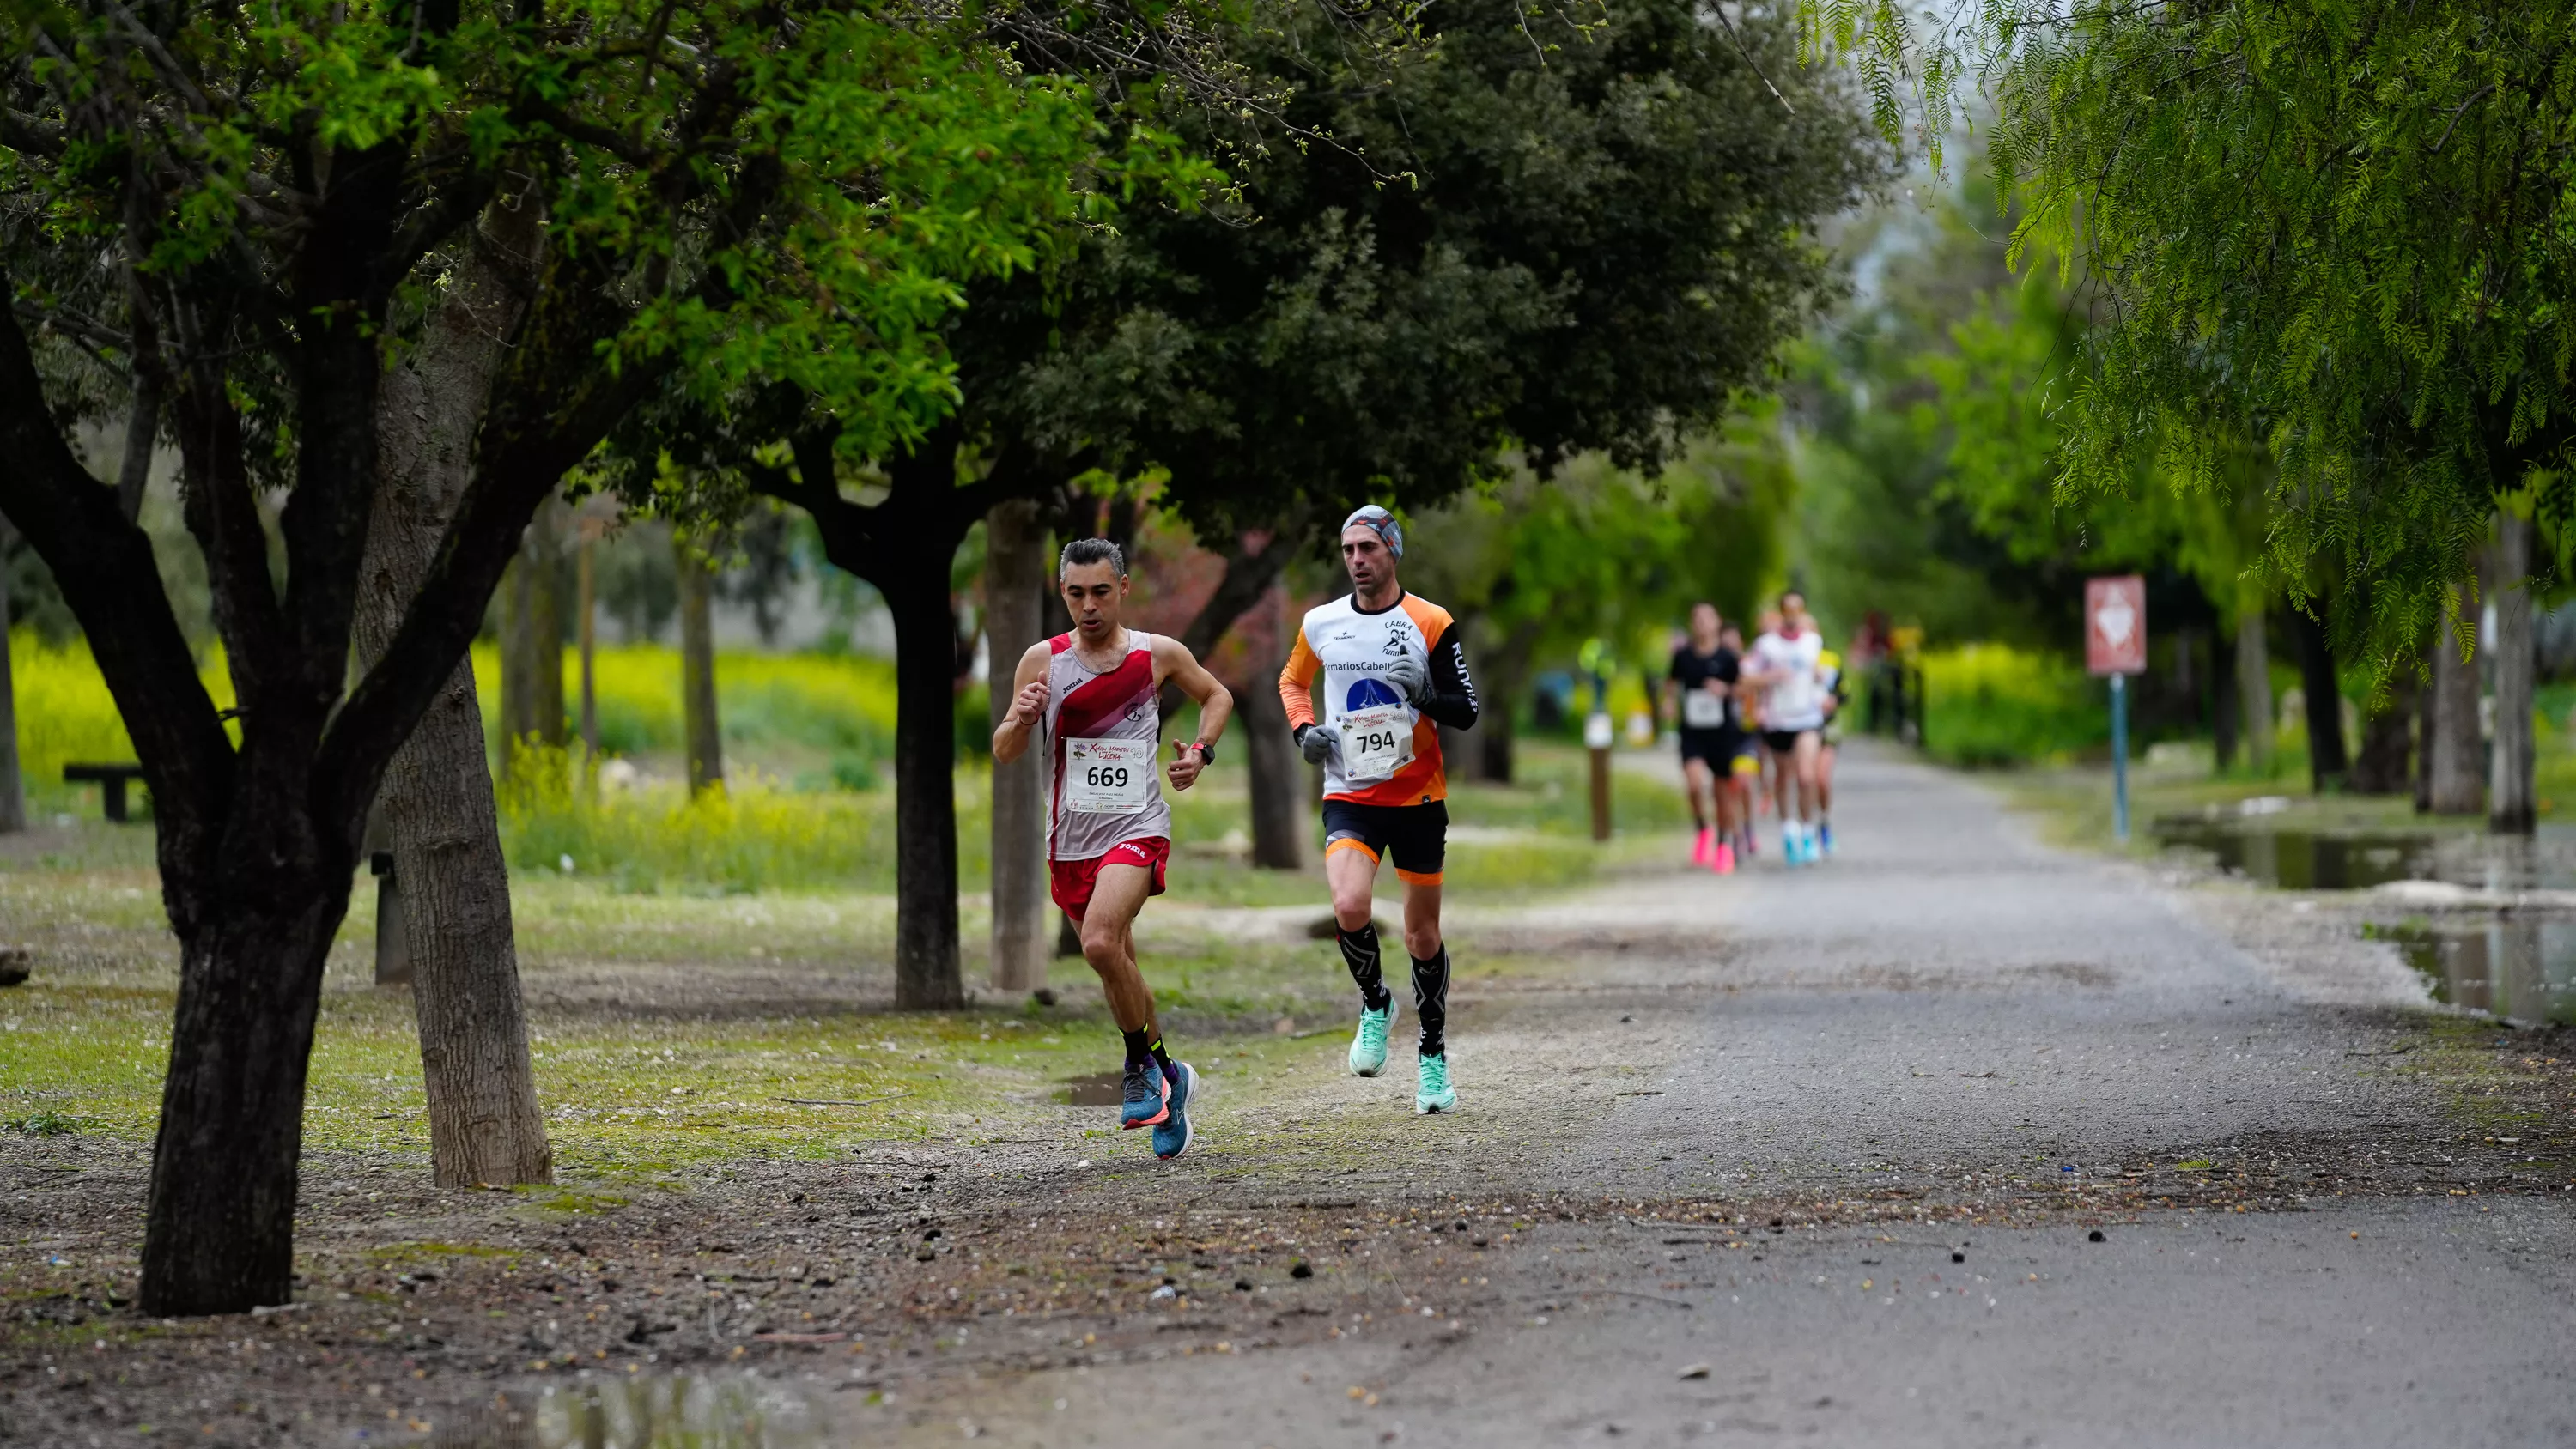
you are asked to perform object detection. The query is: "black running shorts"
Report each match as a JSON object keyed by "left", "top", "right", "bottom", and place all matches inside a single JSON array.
[
  {"left": 1763, "top": 728, "right": 1815, "bottom": 755},
  {"left": 1680, "top": 725, "right": 1741, "bottom": 768},
  {"left": 1322, "top": 798, "right": 1449, "bottom": 884}
]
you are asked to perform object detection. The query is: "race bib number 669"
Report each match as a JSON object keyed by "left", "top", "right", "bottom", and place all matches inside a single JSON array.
[
  {"left": 1063, "top": 737, "right": 1153, "bottom": 812},
  {"left": 1340, "top": 704, "right": 1415, "bottom": 784}
]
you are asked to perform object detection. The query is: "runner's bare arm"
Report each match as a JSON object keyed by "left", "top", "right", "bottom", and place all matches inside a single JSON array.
[
  {"left": 1152, "top": 635, "right": 1233, "bottom": 791},
  {"left": 990, "top": 642, "right": 1053, "bottom": 766}
]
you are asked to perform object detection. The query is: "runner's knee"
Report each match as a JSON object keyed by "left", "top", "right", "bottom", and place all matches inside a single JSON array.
[
  {"left": 1402, "top": 924, "right": 1442, "bottom": 959},
  {"left": 1333, "top": 893, "right": 1375, "bottom": 931}
]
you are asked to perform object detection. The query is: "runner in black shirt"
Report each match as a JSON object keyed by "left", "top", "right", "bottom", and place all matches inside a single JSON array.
[{"left": 1665, "top": 603, "right": 1744, "bottom": 874}]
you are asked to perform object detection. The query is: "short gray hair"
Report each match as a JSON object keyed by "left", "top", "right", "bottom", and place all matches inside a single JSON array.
[{"left": 1058, "top": 537, "right": 1126, "bottom": 579}]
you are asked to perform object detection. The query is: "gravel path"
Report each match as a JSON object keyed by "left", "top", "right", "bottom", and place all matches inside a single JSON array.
[
  {"left": 11, "top": 744, "right": 2574, "bottom": 1446},
  {"left": 869, "top": 743, "right": 2576, "bottom": 1447}
]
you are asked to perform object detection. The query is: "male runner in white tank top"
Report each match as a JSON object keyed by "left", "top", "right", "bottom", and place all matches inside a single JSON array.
[{"left": 993, "top": 538, "right": 1233, "bottom": 1160}]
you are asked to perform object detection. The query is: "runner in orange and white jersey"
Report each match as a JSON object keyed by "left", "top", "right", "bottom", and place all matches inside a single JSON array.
[{"left": 1280, "top": 506, "right": 1479, "bottom": 1115}]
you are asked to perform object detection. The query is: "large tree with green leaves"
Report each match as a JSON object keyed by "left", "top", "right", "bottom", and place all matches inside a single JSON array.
[
  {"left": 628, "top": 0, "right": 1880, "bottom": 1004},
  {"left": 0, "top": 0, "right": 1175, "bottom": 1313},
  {"left": 1807, "top": 0, "right": 2576, "bottom": 664}
]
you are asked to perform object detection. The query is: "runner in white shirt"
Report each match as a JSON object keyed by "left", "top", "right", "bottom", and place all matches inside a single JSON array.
[
  {"left": 1745, "top": 591, "right": 1827, "bottom": 865},
  {"left": 993, "top": 538, "right": 1233, "bottom": 1160}
]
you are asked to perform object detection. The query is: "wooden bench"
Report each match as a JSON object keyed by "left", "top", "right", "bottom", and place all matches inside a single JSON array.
[{"left": 63, "top": 763, "right": 148, "bottom": 822}]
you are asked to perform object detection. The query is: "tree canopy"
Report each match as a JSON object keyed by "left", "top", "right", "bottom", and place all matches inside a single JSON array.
[{"left": 1807, "top": 0, "right": 2576, "bottom": 664}]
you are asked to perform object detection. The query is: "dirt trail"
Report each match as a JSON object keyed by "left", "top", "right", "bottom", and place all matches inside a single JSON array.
[{"left": 9, "top": 743, "right": 2576, "bottom": 1446}]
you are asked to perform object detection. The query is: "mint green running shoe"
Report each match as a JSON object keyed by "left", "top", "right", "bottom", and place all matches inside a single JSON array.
[
  {"left": 1348, "top": 999, "right": 1398, "bottom": 1077},
  {"left": 1415, "top": 1052, "right": 1458, "bottom": 1114}
]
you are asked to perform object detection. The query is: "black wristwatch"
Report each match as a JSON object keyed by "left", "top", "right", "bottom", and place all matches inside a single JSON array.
[{"left": 1182, "top": 741, "right": 1215, "bottom": 765}]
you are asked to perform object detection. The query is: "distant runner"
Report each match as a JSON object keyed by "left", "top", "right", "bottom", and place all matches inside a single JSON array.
[
  {"left": 993, "top": 538, "right": 1234, "bottom": 1160},
  {"left": 1747, "top": 592, "right": 1827, "bottom": 864},
  {"left": 1720, "top": 621, "right": 1760, "bottom": 861},
  {"left": 1809, "top": 606, "right": 1847, "bottom": 857},
  {"left": 1282, "top": 506, "right": 1480, "bottom": 1114},
  {"left": 1665, "top": 603, "right": 1741, "bottom": 874}
]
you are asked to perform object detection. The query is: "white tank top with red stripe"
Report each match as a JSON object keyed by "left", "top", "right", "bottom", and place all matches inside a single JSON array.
[{"left": 1042, "top": 630, "right": 1170, "bottom": 862}]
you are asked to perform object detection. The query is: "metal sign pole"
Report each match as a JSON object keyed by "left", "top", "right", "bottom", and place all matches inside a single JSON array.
[{"left": 2110, "top": 673, "right": 2130, "bottom": 843}]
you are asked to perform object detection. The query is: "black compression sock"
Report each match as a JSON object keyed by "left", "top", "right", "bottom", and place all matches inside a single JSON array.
[
  {"left": 1339, "top": 923, "right": 1394, "bottom": 1013},
  {"left": 1148, "top": 1034, "right": 1173, "bottom": 1075},
  {"left": 1121, "top": 1027, "right": 1152, "bottom": 1070},
  {"left": 1412, "top": 946, "right": 1450, "bottom": 1058}
]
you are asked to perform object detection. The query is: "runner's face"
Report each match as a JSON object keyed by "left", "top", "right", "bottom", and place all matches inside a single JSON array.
[
  {"left": 1341, "top": 526, "right": 1395, "bottom": 593},
  {"left": 1060, "top": 562, "right": 1127, "bottom": 640},
  {"left": 1690, "top": 604, "right": 1721, "bottom": 646}
]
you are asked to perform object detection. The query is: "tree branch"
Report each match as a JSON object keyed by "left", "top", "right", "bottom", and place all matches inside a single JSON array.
[{"left": 0, "top": 273, "right": 232, "bottom": 877}]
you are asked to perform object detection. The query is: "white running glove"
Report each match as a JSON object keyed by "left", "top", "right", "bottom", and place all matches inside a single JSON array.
[{"left": 1299, "top": 724, "right": 1340, "bottom": 764}]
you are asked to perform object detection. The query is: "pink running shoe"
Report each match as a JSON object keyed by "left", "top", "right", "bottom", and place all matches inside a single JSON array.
[
  {"left": 1692, "top": 827, "right": 1715, "bottom": 867},
  {"left": 1711, "top": 841, "right": 1736, "bottom": 876}
]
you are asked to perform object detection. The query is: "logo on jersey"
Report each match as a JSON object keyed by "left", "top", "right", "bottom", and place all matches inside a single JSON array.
[
  {"left": 1346, "top": 678, "right": 1403, "bottom": 710},
  {"left": 1383, "top": 627, "right": 1408, "bottom": 655}
]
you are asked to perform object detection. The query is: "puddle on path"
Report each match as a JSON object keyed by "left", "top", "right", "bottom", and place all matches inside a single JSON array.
[
  {"left": 2154, "top": 815, "right": 2576, "bottom": 892},
  {"left": 1059, "top": 1070, "right": 1123, "bottom": 1106},
  {"left": 434, "top": 1375, "right": 832, "bottom": 1447},
  {"left": 2366, "top": 920, "right": 2576, "bottom": 1027}
]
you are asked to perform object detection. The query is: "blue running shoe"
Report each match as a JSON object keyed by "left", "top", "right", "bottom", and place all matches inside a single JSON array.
[
  {"left": 1415, "top": 1053, "right": 1458, "bottom": 1114},
  {"left": 1818, "top": 822, "right": 1835, "bottom": 858},
  {"left": 1153, "top": 1061, "right": 1198, "bottom": 1160},
  {"left": 1349, "top": 999, "right": 1398, "bottom": 1077},
  {"left": 1120, "top": 1060, "right": 1170, "bottom": 1130}
]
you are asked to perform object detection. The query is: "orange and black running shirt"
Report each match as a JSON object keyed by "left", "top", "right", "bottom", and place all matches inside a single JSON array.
[{"left": 1279, "top": 591, "right": 1479, "bottom": 806}]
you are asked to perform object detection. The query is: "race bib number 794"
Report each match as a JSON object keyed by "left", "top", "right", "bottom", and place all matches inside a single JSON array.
[
  {"left": 1063, "top": 737, "right": 1153, "bottom": 813},
  {"left": 1340, "top": 704, "right": 1415, "bottom": 784}
]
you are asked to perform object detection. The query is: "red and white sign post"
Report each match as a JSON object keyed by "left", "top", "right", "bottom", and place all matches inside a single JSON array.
[{"left": 2087, "top": 576, "right": 2148, "bottom": 840}]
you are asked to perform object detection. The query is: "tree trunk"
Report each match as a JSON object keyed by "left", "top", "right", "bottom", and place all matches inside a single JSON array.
[
  {"left": 499, "top": 559, "right": 532, "bottom": 779},
  {"left": 2427, "top": 582, "right": 2483, "bottom": 814},
  {"left": 139, "top": 889, "right": 343, "bottom": 1313},
  {"left": 2236, "top": 603, "right": 2274, "bottom": 773},
  {"left": 677, "top": 537, "right": 723, "bottom": 795},
  {"left": 354, "top": 196, "right": 553, "bottom": 1191},
  {"left": 116, "top": 375, "right": 159, "bottom": 523},
  {"left": 0, "top": 549, "right": 21, "bottom": 833},
  {"left": 2288, "top": 603, "right": 2347, "bottom": 791},
  {"left": 1242, "top": 590, "right": 1308, "bottom": 870},
  {"left": 531, "top": 500, "right": 566, "bottom": 749},
  {"left": 2350, "top": 686, "right": 2416, "bottom": 796},
  {"left": 2490, "top": 512, "right": 2536, "bottom": 834},
  {"left": 983, "top": 498, "right": 1048, "bottom": 993},
  {"left": 889, "top": 578, "right": 965, "bottom": 1008},
  {"left": 2415, "top": 631, "right": 2436, "bottom": 811},
  {"left": 1475, "top": 621, "right": 1540, "bottom": 784},
  {"left": 577, "top": 536, "right": 598, "bottom": 758},
  {"left": 2212, "top": 620, "right": 2239, "bottom": 773}
]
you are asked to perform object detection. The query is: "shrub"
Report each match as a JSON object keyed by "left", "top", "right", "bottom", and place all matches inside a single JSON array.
[{"left": 1917, "top": 643, "right": 2105, "bottom": 767}]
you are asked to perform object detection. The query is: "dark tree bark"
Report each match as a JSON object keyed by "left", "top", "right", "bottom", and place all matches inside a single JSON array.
[
  {"left": 0, "top": 534, "right": 21, "bottom": 834},
  {"left": 115, "top": 374, "right": 159, "bottom": 523},
  {"left": 355, "top": 197, "right": 552, "bottom": 1191},
  {"left": 752, "top": 421, "right": 995, "bottom": 1008},
  {"left": 2415, "top": 632, "right": 2436, "bottom": 811},
  {"left": 677, "top": 536, "right": 723, "bottom": 795},
  {"left": 2211, "top": 621, "right": 2239, "bottom": 773},
  {"left": 1239, "top": 589, "right": 1309, "bottom": 870},
  {"left": 984, "top": 498, "right": 1048, "bottom": 991},
  {"left": 2427, "top": 582, "right": 2483, "bottom": 815},
  {"left": 2349, "top": 687, "right": 2417, "bottom": 796},
  {"left": 2287, "top": 603, "right": 2348, "bottom": 791},
  {"left": 2490, "top": 512, "right": 2536, "bottom": 834}
]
